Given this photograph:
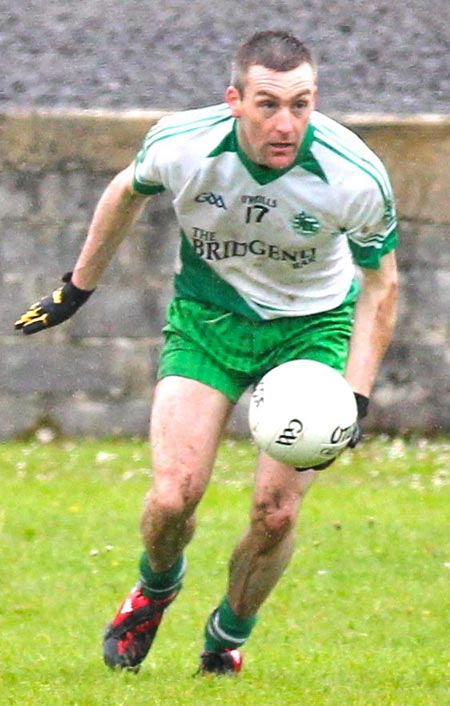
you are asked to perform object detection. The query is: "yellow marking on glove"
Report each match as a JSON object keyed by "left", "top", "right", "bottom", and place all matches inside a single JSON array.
[
  {"left": 15, "top": 308, "right": 47, "bottom": 326},
  {"left": 24, "top": 312, "right": 49, "bottom": 328},
  {"left": 52, "top": 287, "right": 64, "bottom": 304}
]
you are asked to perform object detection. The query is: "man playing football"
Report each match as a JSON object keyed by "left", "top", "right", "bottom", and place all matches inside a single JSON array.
[{"left": 16, "top": 30, "right": 398, "bottom": 675}]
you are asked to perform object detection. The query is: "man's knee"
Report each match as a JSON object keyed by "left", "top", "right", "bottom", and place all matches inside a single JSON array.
[
  {"left": 145, "top": 474, "right": 205, "bottom": 520},
  {"left": 250, "top": 500, "right": 298, "bottom": 548}
]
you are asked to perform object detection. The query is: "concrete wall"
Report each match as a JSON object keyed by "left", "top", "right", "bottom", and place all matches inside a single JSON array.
[{"left": 1, "top": 110, "right": 449, "bottom": 438}]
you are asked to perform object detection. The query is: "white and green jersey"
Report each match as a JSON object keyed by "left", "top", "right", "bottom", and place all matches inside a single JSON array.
[{"left": 133, "top": 103, "right": 398, "bottom": 321}]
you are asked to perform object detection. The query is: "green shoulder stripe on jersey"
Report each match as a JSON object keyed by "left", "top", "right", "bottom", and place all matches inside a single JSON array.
[
  {"left": 141, "top": 106, "right": 232, "bottom": 153},
  {"left": 314, "top": 133, "right": 391, "bottom": 204},
  {"left": 311, "top": 114, "right": 392, "bottom": 186},
  {"left": 349, "top": 228, "right": 398, "bottom": 269},
  {"left": 134, "top": 106, "right": 233, "bottom": 193},
  {"left": 174, "top": 232, "right": 262, "bottom": 321},
  {"left": 312, "top": 118, "right": 394, "bottom": 206}
]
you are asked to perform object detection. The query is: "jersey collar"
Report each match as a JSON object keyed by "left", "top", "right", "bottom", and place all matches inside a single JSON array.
[{"left": 233, "top": 121, "right": 327, "bottom": 185}]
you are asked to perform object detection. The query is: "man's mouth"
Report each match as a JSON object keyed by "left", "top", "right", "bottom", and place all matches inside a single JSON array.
[{"left": 270, "top": 142, "right": 295, "bottom": 151}]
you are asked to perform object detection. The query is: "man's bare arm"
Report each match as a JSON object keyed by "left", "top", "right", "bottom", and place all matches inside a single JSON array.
[
  {"left": 345, "top": 250, "right": 399, "bottom": 397},
  {"left": 15, "top": 163, "right": 151, "bottom": 334},
  {"left": 72, "top": 163, "right": 151, "bottom": 291}
]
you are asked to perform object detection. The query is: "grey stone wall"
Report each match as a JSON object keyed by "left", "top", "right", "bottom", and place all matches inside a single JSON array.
[
  {"left": 1, "top": 0, "right": 449, "bottom": 114},
  {"left": 1, "top": 111, "right": 449, "bottom": 438}
]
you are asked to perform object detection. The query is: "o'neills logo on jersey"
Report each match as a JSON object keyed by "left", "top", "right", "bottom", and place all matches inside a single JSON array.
[
  {"left": 241, "top": 194, "right": 277, "bottom": 208},
  {"left": 191, "top": 234, "right": 316, "bottom": 270},
  {"left": 291, "top": 210, "right": 321, "bottom": 237}
]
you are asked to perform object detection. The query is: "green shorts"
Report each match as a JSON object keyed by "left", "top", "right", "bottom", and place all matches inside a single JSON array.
[{"left": 158, "top": 295, "right": 356, "bottom": 403}]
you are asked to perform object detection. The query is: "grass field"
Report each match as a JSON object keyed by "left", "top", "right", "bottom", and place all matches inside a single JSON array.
[{"left": 1, "top": 435, "right": 449, "bottom": 705}]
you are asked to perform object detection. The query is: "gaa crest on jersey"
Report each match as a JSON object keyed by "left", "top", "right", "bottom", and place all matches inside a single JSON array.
[
  {"left": 291, "top": 211, "right": 321, "bottom": 237},
  {"left": 194, "top": 191, "right": 227, "bottom": 209}
]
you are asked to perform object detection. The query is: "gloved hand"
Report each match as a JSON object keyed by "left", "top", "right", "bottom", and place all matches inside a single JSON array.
[
  {"left": 295, "top": 392, "right": 369, "bottom": 472},
  {"left": 347, "top": 392, "right": 369, "bottom": 448},
  {"left": 14, "top": 272, "right": 95, "bottom": 335}
]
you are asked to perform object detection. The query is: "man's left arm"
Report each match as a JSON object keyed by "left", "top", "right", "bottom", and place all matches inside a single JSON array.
[
  {"left": 345, "top": 249, "right": 399, "bottom": 399},
  {"left": 303, "top": 250, "right": 399, "bottom": 465}
]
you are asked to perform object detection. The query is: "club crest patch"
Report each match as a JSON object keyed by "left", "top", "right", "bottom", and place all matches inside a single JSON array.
[{"left": 291, "top": 210, "right": 321, "bottom": 237}]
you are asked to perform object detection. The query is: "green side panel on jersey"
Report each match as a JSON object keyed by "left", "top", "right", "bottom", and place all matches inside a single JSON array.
[
  {"left": 349, "top": 228, "right": 399, "bottom": 269},
  {"left": 209, "top": 122, "right": 328, "bottom": 185},
  {"left": 174, "top": 232, "right": 262, "bottom": 321}
]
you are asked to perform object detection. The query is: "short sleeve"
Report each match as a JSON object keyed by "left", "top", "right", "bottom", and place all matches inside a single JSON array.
[
  {"left": 346, "top": 173, "right": 398, "bottom": 270},
  {"left": 132, "top": 122, "right": 167, "bottom": 195}
]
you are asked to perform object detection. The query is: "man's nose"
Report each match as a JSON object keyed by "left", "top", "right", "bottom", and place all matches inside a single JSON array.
[{"left": 274, "top": 108, "right": 295, "bottom": 134}]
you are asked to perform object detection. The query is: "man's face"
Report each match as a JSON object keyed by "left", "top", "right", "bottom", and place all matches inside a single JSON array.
[{"left": 226, "top": 62, "right": 317, "bottom": 170}]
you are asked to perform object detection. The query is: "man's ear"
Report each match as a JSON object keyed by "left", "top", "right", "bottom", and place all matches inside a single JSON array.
[{"left": 225, "top": 85, "right": 242, "bottom": 117}]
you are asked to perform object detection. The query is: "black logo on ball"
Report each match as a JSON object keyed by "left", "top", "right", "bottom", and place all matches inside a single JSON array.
[
  {"left": 330, "top": 424, "right": 355, "bottom": 445},
  {"left": 275, "top": 419, "right": 304, "bottom": 446}
]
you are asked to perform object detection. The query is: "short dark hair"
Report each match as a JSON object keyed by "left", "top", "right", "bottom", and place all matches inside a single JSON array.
[{"left": 231, "top": 30, "right": 316, "bottom": 94}]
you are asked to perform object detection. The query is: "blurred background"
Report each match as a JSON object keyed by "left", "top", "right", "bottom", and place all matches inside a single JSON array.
[{"left": 0, "top": 0, "right": 449, "bottom": 113}]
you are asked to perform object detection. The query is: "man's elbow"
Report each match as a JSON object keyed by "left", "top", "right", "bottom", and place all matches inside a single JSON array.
[{"left": 385, "top": 270, "right": 399, "bottom": 302}]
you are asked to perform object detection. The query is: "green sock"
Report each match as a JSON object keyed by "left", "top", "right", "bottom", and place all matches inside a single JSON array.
[
  {"left": 139, "top": 552, "right": 186, "bottom": 600},
  {"left": 204, "top": 596, "right": 258, "bottom": 652}
]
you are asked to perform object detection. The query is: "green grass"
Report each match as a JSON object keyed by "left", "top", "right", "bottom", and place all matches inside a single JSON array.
[{"left": 0, "top": 436, "right": 449, "bottom": 705}]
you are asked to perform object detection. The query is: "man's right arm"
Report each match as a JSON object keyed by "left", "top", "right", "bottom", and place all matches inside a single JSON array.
[
  {"left": 71, "top": 163, "right": 151, "bottom": 291},
  {"left": 15, "top": 163, "right": 151, "bottom": 334}
]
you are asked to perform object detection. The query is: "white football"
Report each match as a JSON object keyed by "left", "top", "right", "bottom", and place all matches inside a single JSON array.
[{"left": 248, "top": 359, "right": 357, "bottom": 468}]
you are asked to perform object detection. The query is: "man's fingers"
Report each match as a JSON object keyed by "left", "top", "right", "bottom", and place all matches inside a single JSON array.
[
  {"left": 347, "top": 423, "right": 362, "bottom": 448},
  {"left": 14, "top": 276, "right": 94, "bottom": 335},
  {"left": 20, "top": 319, "right": 49, "bottom": 335},
  {"left": 15, "top": 309, "right": 49, "bottom": 333}
]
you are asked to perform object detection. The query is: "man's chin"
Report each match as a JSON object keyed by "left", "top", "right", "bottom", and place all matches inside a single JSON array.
[
  {"left": 262, "top": 145, "right": 298, "bottom": 170},
  {"left": 265, "top": 154, "right": 296, "bottom": 170}
]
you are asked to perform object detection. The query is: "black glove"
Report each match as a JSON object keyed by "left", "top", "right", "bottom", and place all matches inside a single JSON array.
[
  {"left": 347, "top": 392, "right": 369, "bottom": 448},
  {"left": 295, "top": 392, "right": 369, "bottom": 472},
  {"left": 14, "top": 272, "right": 94, "bottom": 335}
]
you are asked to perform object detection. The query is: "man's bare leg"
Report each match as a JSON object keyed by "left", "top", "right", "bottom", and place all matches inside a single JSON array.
[
  {"left": 227, "top": 455, "right": 316, "bottom": 618},
  {"left": 200, "top": 453, "right": 316, "bottom": 672},
  {"left": 141, "top": 376, "right": 234, "bottom": 572},
  {"left": 103, "top": 376, "right": 233, "bottom": 670}
]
